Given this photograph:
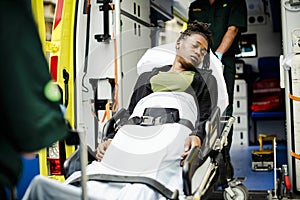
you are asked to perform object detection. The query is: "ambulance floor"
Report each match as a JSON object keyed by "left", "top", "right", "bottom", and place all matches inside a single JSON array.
[
  {"left": 230, "top": 143, "right": 300, "bottom": 199},
  {"left": 231, "top": 143, "right": 288, "bottom": 191}
]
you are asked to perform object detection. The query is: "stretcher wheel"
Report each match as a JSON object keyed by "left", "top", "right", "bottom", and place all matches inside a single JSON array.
[{"left": 223, "top": 184, "right": 249, "bottom": 200}]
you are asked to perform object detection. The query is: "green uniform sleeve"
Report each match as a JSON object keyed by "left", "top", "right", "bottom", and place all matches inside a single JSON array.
[
  {"left": 228, "top": 0, "right": 248, "bottom": 32},
  {"left": 0, "top": 0, "right": 68, "bottom": 152}
]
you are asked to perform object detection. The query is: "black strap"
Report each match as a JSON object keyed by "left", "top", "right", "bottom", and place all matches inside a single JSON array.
[
  {"left": 69, "top": 174, "right": 179, "bottom": 200},
  {"left": 178, "top": 119, "right": 194, "bottom": 131},
  {"left": 124, "top": 108, "right": 194, "bottom": 130}
]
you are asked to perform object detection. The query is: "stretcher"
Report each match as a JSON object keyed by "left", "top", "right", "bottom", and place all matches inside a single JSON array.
[
  {"left": 63, "top": 98, "right": 248, "bottom": 199},
  {"left": 61, "top": 44, "right": 249, "bottom": 200}
]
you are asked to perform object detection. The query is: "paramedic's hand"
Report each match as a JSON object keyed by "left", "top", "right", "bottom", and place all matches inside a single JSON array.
[
  {"left": 96, "top": 139, "right": 112, "bottom": 161},
  {"left": 180, "top": 135, "right": 201, "bottom": 166},
  {"left": 215, "top": 52, "right": 223, "bottom": 61}
]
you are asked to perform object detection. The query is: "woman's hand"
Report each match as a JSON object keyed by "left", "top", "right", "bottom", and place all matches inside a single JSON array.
[
  {"left": 180, "top": 135, "right": 201, "bottom": 166},
  {"left": 96, "top": 139, "right": 112, "bottom": 161}
]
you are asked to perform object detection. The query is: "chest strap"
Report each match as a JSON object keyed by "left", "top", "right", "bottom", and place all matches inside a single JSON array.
[{"left": 125, "top": 108, "right": 194, "bottom": 131}]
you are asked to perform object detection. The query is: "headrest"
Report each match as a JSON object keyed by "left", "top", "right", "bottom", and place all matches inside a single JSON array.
[
  {"left": 137, "top": 43, "right": 177, "bottom": 75},
  {"left": 136, "top": 43, "right": 229, "bottom": 115}
]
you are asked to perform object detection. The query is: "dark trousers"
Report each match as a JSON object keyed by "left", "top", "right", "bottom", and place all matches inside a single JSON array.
[
  {"left": 222, "top": 55, "right": 236, "bottom": 150},
  {"left": 0, "top": 186, "right": 8, "bottom": 200},
  {"left": 222, "top": 55, "right": 236, "bottom": 179}
]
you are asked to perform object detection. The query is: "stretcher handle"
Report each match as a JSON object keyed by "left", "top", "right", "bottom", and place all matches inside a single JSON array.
[{"left": 257, "top": 134, "right": 276, "bottom": 151}]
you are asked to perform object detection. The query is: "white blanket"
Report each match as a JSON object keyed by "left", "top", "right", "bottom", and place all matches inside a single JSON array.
[{"left": 65, "top": 92, "right": 198, "bottom": 200}]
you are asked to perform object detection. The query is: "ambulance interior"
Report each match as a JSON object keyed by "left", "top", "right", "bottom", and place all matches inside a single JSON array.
[{"left": 11, "top": 0, "right": 300, "bottom": 199}]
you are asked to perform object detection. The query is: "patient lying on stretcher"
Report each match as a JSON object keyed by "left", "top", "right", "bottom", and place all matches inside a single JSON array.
[
  {"left": 23, "top": 21, "right": 218, "bottom": 200},
  {"left": 97, "top": 20, "right": 214, "bottom": 164}
]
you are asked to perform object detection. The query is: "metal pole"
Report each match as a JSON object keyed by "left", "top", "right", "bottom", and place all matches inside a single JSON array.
[
  {"left": 79, "top": 124, "right": 88, "bottom": 200},
  {"left": 114, "top": 0, "right": 122, "bottom": 108},
  {"left": 273, "top": 137, "right": 277, "bottom": 199}
]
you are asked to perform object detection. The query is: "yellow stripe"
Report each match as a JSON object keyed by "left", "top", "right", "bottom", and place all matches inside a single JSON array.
[
  {"left": 31, "top": 0, "right": 47, "bottom": 55},
  {"left": 38, "top": 149, "right": 48, "bottom": 176}
]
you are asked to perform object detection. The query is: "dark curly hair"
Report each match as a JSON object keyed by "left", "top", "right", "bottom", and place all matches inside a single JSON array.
[{"left": 177, "top": 20, "right": 212, "bottom": 53}]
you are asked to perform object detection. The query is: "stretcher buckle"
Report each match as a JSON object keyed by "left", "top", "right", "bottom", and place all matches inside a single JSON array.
[{"left": 140, "top": 116, "right": 155, "bottom": 126}]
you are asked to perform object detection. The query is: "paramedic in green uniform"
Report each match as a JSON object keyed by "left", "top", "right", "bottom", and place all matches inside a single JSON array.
[
  {"left": 188, "top": 0, "right": 247, "bottom": 179},
  {"left": 0, "top": 0, "right": 68, "bottom": 199}
]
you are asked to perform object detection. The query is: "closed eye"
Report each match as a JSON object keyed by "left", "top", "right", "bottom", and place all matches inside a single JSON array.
[{"left": 192, "top": 44, "right": 199, "bottom": 48}]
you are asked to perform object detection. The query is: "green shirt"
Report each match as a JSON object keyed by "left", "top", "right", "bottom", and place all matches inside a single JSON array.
[
  {"left": 188, "top": 0, "right": 247, "bottom": 56},
  {"left": 150, "top": 71, "right": 195, "bottom": 92},
  {"left": 0, "top": 0, "right": 68, "bottom": 187}
]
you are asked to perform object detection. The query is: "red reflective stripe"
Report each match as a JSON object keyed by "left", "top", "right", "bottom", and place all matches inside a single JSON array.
[
  {"left": 48, "top": 158, "right": 62, "bottom": 175},
  {"left": 53, "top": 0, "right": 64, "bottom": 29},
  {"left": 50, "top": 56, "right": 58, "bottom": 82}
]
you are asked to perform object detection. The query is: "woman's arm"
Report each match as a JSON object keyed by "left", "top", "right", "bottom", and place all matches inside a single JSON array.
[
  {"left": 127, "top": 71, "right": 154, "bottom": 114},
  {"left": 192, "top": 71, "right": 215, "bottom": 143}
]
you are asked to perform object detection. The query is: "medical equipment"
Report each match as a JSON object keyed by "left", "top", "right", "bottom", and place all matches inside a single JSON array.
[{"left": 252, "top": 134, "right": 276, "bottom": 171}]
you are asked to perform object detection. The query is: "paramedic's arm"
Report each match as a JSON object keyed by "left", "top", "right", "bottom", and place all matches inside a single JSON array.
[
  {"left": 215, "top": 0, "right": 247, "bottom": 58},
  {"left": 0, "top": 0, "right": 68, "bottom": 153},
  {"left": 215, "top": 26, "right": 239, "bottom": 59}
]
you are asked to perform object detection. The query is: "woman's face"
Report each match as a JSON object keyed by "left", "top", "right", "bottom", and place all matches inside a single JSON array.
[{"left": 176, "top": 33, "right": 208, "bottom": 69}]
